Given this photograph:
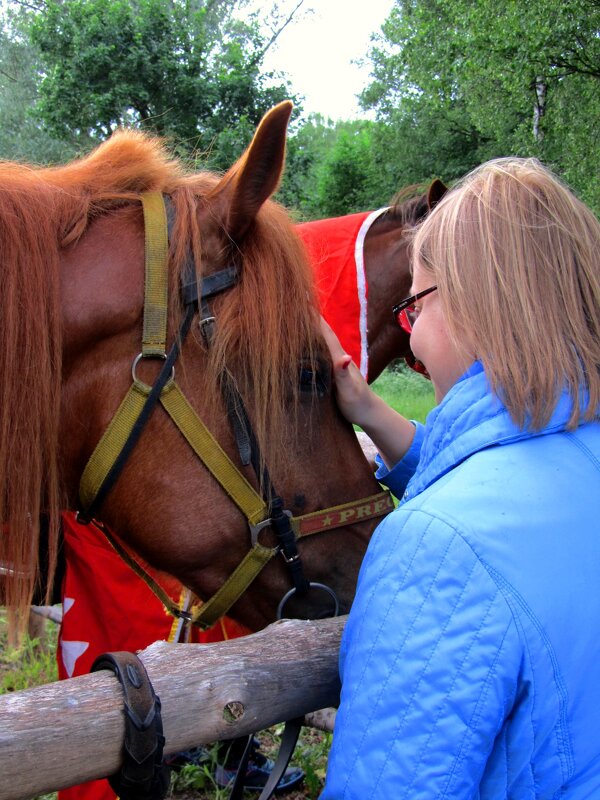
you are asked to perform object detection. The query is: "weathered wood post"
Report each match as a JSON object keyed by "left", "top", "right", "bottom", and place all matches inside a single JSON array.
[{"left": 0, "top": 616, "right": 344, "bottom": 800}]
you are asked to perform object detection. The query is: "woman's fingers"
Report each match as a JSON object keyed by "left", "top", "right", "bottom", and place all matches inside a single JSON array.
[
  {"left": 319, "top": 318, "right": 415, "bottom": 467},
  {"left": 320, "top": 317, "right": 349, "bottom": 367},
  {"left": 320, "top": 316, "right": 357, "bottom": 379},
  {"left": 320, "top": 317, "right": 355, "bottom": 373},
  {"left": 319, "top": 316, "right": 373, "bottom": 425}
]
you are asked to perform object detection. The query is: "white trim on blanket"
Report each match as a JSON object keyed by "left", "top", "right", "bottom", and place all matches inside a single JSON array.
[{"left": 354, "top": 207, "right": 390, "bottom": 378}]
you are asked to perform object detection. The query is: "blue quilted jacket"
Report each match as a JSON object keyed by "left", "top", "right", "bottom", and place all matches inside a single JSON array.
[{"left": 322, "top": 361, "right": 600, "bottom": 799}]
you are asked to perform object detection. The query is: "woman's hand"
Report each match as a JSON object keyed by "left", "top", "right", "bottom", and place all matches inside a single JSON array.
[
  {"left": 319, "top": 317, "right": 378, "bottom": 428},
  {"left": 320, "top": 317, "right": 418, "bottom": 470}
]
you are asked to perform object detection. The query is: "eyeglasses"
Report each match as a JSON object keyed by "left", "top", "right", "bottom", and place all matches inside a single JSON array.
[{"left": 392, "top": 285, "right": 438, "bottom": 334}]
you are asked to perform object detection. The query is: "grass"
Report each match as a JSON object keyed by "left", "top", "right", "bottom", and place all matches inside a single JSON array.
[
  {"left": 369, "top": 360, "right": 435, "bottom": 422},
  {"left": 0, "top": 365, "right": 436, "bottom": 800},
  {"left": 0, "top": 608, "right": 58, "bottom": 692}
]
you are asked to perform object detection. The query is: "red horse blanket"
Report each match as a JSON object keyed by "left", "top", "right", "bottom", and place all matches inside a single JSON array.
[
  {"left": 57, "top": 514, "right": 250, "bottom": 800},
  {"left": 58, "top": 513, "right": 250, "bottom": 682},
  {"left": 297, "top": 208, "right": 388, "bottom": 380}
]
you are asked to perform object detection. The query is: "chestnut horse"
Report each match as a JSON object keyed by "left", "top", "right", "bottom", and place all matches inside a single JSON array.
[
  {"left": 298, "top": 179, "right": 447, "bottom": 383},
  {"left": 0, "top": 101, "right": 388, "bottom": 638}
]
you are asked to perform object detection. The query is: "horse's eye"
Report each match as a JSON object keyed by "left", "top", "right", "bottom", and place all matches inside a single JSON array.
[{"left": 299, "top": 359, "right": 329, "bottom": 397}]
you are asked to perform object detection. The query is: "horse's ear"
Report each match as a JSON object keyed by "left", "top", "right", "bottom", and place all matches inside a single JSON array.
[
  {"left": 213, "top": 101, "right": 293, "bottom": 242},
  {"left": 427, "top": 179, "right": 448, "bottom": 210}
]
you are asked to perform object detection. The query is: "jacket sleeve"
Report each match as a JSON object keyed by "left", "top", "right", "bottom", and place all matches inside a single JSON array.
[
  {"left": 375, "top": 420, "right": 425, "bottom": 500},
  {"left": 322, "top": 508, "right": 521, "bottom": 800}
]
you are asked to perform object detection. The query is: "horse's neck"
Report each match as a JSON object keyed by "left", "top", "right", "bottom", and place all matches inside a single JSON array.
[
  {"left": 59, "top": 210, "right": 146, "bottom": 503},
  {"left": 363, "top": 213, "right": 414, "bottom": 381}
]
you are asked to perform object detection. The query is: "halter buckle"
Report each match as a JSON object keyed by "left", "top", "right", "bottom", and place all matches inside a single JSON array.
[
  {"left": 199, "top": 315, "right": 216, "bottom": 343},
  {"left": 280, "top": 550, "right": 301, "bottom": 565},
  {"left": 249, "top": 510, "right": 293, "bottom": 547}
]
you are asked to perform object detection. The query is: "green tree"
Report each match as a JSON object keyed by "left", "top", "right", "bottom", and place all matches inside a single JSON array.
[
  {"left": 366, "top": 95, "right": 486, "bottom": 190},
  {"left": 24, "top": 0, "right": 299, "bottom": 167},
  {"left": 0, "top": 16, "right": 82, "bottom": 162},
  {"left": 312, "top": 123, "right": 380, "bottom": 216},
  {"left": 280, "top": 116, "right": 397, "bottom": 219},
  {"left": 278, "top": 114, "right": 343, "bottom": 218},
  {"left": 363, "top": 0, "right": 600, "bottom": 211}
]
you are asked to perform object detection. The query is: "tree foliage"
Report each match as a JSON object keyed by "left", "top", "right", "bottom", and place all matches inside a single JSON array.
[
  {"left": 362, "top": 0, "right": 600, "bottom": 212},
  {"left": 24, "top": 0, "right": 297, "bottom": 167},
  {"left": 280, "top": 116, "right": 395, "bottom": 219},
  {"left": 0, "top": 16, "right": 81, "bottom": 162},
  {"left": 0, "top": 0, "right": 597, "bottom": 220}
]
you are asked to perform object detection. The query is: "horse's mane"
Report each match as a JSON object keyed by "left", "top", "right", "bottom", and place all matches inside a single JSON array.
[
  {"left": 387, "top": 183, "right": 432, "bottom": 227},
  {"left": 0, "top": 130, "right": 319, "bottom": 630}
]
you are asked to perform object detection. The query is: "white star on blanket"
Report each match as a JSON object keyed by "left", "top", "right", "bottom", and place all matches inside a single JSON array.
[{"left": 59, "top": 597, "right": 89, "bottom": 677}]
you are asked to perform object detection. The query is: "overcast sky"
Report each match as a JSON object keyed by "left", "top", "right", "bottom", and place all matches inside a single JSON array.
[{"left": 252, "top": 0, "right": 395, "bottom": 120}]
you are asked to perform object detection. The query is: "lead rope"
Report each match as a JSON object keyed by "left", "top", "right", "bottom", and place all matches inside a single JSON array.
[{"left": 227, "top": 718, "right": 304, "bottom": 800}]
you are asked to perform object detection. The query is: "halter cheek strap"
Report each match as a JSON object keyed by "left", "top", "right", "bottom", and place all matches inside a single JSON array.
[{"left": 78, "top": 191, "right": 394, "bottom": 628}]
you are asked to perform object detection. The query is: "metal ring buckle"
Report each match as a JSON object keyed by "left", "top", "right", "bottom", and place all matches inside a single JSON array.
[
  {"left": 276, "top": 582, "right": 340, "bottom": 620},
  {"left": 249, "top": 510, "right": 293, "bottom": 546},
  {"left": 131, "top": 352, "right": 175, "bottom": 389}
]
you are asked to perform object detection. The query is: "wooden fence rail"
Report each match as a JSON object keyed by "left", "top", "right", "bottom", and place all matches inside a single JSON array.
[{"left": 0, "top": 615, "right": 344, "bottom": 800}]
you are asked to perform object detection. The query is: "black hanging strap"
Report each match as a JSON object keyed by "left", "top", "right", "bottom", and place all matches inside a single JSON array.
[
  {"left": 218, "top": 368, "right": 267, "bottom": 473},
  {"left": 91, "top": 651, "right": 170, "bottom": 800},
  {"left": 228, "top": 717, "right": 304, "bottom": 800},
  {"left": 270, "top": 496, "right": 310, "bottom": 595},
  {"left": 202, "top": 306, "right": 310, "bottom": 597}
]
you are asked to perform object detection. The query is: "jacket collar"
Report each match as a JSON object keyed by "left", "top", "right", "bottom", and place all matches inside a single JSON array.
[{"left": 405, "top": 361, "right": 587, "bottom": 499}]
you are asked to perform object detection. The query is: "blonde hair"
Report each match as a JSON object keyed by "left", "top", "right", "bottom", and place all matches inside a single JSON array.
[{"left": 412, "top": 157, "right": 600, "bottom": 430}]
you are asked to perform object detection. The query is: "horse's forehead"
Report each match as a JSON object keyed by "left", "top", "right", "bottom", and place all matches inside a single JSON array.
[
  {"left": 59, "top": 209, "right": 145, "bottom": 354},
  {"left": 196, "top": 201, "right": 229, "bottom": 257}
]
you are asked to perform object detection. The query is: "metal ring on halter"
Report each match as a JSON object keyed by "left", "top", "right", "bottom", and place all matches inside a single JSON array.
[
  {"left": 131, "top": 352, "right": 175, "bottom": 389},
  {"left": 276, "top": 582, "right": 340, "bottom": 620},
  {"left": 249, "top": 511, "right": 293, "bottom": 546}
]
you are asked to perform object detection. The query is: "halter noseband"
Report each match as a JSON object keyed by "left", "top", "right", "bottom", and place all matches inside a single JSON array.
[{"left": 78, "top": 192, "right": 394, "bottom": 627}]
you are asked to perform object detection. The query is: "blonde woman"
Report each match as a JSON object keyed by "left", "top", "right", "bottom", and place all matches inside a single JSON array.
[{"left": 321, "top": 158, "right": 600, "bottom": 799}]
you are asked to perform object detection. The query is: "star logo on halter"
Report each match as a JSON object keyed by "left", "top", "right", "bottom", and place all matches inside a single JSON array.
[{"left": 298, "top": 494, "right": 395, "bottom": 536}]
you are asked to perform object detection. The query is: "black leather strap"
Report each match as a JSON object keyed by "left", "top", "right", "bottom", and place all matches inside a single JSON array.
[
  {"left": 228, "top": 718, "right": 303, "bottom": 800},
  {"left": 218, "top": 367, "right": 267, "bottom": 472},
  {"left": 183, "top": 265, "right": 239, "bottom": 306},
  {"left": 270, "top": 497, "right": 310, "bottom": 594},
  {"left": 91, "top": 651, "right": 170, "bottom": 800}
]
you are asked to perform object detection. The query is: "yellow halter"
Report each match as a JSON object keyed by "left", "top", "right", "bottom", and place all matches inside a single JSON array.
[{"left": 78, "top": 192, "right": 394, "bottom": 628}]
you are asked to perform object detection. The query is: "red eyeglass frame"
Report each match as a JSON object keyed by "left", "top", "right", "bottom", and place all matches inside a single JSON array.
[{"left": 392, "top": 285, "right": 438, "bottom": 334}]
